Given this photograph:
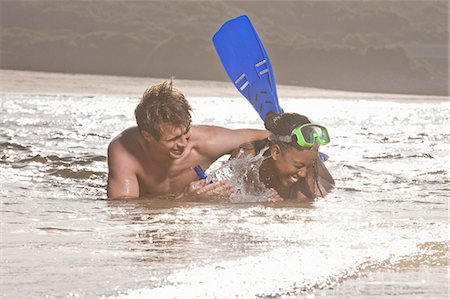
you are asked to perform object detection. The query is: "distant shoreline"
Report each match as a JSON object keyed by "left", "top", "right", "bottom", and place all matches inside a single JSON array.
[{"left": 1, "top": 69, "right": 447, "bottom": 101}]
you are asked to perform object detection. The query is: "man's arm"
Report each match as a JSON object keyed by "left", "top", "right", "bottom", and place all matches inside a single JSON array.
[
  {"left": 200, "top": 126, "right": 268, "bottom": 159},
  {"left": 107, "top": 140, "right": 139, "bottom": 199}
]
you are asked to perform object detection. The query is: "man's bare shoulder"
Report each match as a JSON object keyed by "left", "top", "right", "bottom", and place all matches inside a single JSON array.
[
  {"left": 107, "top": 127, "right": 141, "bottom": 199},
  {"left": 109, "top": 127, "right": 139, "bottom": 144},
  {"left": 108, "top": 127, "right": 141, "bottom": 161},
  {"left": 188, "top": 125, "right": 223, "bottom": 142}
]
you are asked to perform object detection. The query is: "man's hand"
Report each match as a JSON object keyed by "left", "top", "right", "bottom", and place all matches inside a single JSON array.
[{"left": 179, "top": 179, "right": 236, "bottom": 202}]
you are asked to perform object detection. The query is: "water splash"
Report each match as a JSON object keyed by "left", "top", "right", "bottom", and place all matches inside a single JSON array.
[{"left": 209, "top": 154, "right": 277, "bottom": 203}]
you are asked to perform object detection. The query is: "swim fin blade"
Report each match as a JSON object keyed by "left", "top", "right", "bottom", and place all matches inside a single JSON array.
[{"left": 213, "top": 15, "right": 283, "bottom": 121}]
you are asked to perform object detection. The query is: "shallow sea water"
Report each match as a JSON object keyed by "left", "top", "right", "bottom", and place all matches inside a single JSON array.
[{"left": 0, "top": 92, "right": 449, "bottom": 298}]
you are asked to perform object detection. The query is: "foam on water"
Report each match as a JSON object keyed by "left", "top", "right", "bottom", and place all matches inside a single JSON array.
[{"left": 209, "top": 153, "right": 277, "bottom": 203}]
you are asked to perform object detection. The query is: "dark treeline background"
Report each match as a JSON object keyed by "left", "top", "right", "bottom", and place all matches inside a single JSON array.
[{"left": 1, "top": 0, "right": 448, "bottom": 96}]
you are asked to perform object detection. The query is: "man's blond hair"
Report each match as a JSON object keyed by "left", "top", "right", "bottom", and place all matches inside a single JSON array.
[{"left": 135, "top": 79, "right": 192, "bottom": 140}]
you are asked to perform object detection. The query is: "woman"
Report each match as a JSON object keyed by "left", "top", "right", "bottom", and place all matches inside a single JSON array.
[{"left": 231, "top": 112, "right": 335, "bottom": 201}]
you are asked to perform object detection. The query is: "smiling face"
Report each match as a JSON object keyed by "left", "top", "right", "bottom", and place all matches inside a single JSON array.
[
  {"left": 142, "top": 122, "right": 191, "bottom": 159},
  {"left": 158, "top": 122, "right": 191, "bottom": 159},
  {"left": 271, "top": 144, "right": 318, "bottom": 187}
]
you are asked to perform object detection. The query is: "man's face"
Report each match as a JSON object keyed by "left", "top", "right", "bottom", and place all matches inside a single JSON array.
[{"left": 158, "top": 122, "right": 191, "bottom": 159}]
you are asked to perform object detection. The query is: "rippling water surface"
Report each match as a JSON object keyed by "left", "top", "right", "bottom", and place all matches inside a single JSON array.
[{"left": 1, "top": 92, "right": 448, "bottom": 298}]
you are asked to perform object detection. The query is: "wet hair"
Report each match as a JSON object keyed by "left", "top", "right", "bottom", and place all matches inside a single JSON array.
[
  {"left": 135, "top": 79, "right": 192, "bottom": 140},
  {"left": 264, "top": 112, "right": 311, "bottom": 151}
]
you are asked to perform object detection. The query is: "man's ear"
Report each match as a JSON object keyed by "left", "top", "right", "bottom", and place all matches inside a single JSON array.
[
  {"left": 141, "top": 130, "right": 155, "bottom": 142},
  {"left": 270, "top": 144, "right": 282, "bottom": 160}
]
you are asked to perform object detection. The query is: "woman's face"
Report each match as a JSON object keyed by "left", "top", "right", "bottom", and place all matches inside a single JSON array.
[{"left": 272, "top": 145, "right": 318, "bottom": 187}]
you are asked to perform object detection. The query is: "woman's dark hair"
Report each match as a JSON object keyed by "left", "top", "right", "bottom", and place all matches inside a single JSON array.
[
  {"left": 264, "top": 112, "right": 311, "bottom": 150},
  {"left": 264, "top": 112, "right": 310, "bottom": 135}
]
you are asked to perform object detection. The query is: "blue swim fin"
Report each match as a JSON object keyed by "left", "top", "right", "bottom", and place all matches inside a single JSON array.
[{"left": 213, "top": 15, "right": 283, "bottom": 121}]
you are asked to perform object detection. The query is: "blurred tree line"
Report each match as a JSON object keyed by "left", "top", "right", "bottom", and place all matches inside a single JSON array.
[{"left": 1, "top": 0, "right": 448, "bottom": 95}]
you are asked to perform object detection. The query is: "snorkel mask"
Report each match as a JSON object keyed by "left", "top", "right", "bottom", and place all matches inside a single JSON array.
[{"left": 269, "top": 123, "right": 330, "bottom": 148}]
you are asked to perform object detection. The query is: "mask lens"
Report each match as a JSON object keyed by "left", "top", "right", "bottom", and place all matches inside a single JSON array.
[
  {"left": 300, "top": 126, "right": 316, "bottom": 144},
  {"left": 294, "top": 124, "right": 330, "bottom": 147},
  {"left": 312, "top": 125, "right": 330, "bottom": 144}
]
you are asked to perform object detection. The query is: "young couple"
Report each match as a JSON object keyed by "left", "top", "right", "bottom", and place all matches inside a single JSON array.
[{"left": 107, "top": 80, "right": 334, "bottom": 202}]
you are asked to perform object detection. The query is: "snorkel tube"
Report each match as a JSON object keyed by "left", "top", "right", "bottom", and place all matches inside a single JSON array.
[{"left": 194, "top": 165, "right": 213, "bottom": 184}]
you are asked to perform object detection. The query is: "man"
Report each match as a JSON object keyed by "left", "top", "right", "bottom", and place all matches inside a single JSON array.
[{"left": 107, "top": 79, "right": 268, "bottom": 200}]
